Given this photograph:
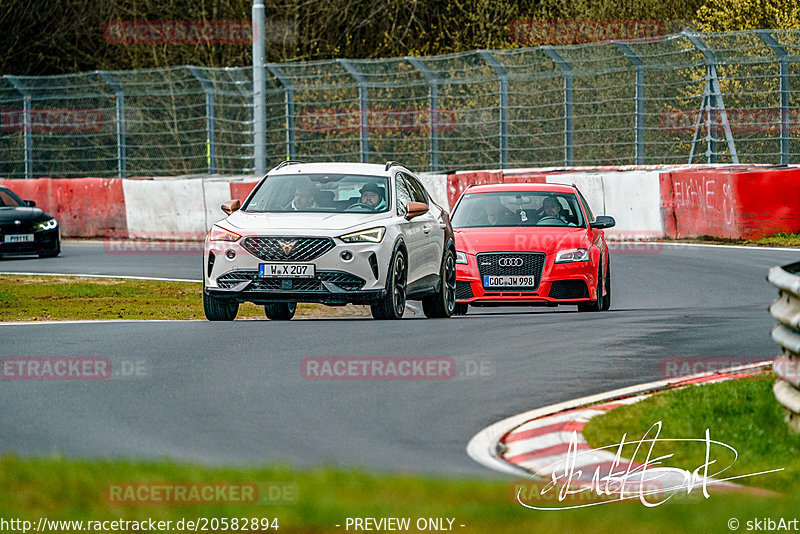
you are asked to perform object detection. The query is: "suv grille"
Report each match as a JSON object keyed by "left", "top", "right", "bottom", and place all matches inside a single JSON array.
[
  {"left": 476, "top": 252, "right": 545, "bottom": 290},
  {"left": 217, "top": 270, "right": 365, "bottom": 292},
  {"left": 241, "top": 236, "right": 334, "bottom": 261}
]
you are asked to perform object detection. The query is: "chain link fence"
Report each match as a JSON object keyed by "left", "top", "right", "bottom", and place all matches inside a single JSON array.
[{"left": 2, "top": 28, "right": 800, "bottom": 178}]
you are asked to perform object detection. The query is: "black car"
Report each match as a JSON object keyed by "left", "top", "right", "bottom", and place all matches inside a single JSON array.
[{"left": 0, "top": 185, "right": 60, "bottom": 258}]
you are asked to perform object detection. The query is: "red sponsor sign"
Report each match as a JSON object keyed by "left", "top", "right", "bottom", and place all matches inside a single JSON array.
[
  {"left": 509, "top": 20, "right": 665, "bottom": 45},
  {"left": 0, "top": 109, "right": 104, "bottom": 133},
  {"left": 104, "top": 20, "right": 253, "bottom": 45},
  {"left": 660, "top": 109, "right": 800, "bottom": 134},
  {"left": 298, "top": 108, "right": 457, "bottom": 133}
]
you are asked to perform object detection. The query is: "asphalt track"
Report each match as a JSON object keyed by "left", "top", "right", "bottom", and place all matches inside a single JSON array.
[{"left": 1, "top": 241, "right": 798, "bottom": 476}]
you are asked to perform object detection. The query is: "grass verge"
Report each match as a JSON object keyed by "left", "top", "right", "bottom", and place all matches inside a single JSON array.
[
  {"left": 0, "top": 455, "right": 798, "bottom": 533},
  {"left": 583, "top": 373, "right": 800, "bottom": 494},
  {"left": 661, "top": 232, "right": 800, "bottom": 247},
  {"left": 0, "top": 275, "right": 369, "bottom": 321}
]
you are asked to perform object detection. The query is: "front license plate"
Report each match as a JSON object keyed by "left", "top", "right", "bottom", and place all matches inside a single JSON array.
[
  {"left": 4, "top": 234, "right": 34, "bottom": 243},
  {"left": 259, "top": 263, "right": 316, "bottom": 278},
  {"left": 483, "top": 275, "right": 535, "bottom": 287}
]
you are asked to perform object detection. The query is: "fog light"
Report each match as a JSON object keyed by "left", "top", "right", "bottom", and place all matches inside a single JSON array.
[
  {"left": 225, "top": 249, "right": 236, "bottom": 259},
  {"left": 340, "top": 250, "right": 353, "bottom": 261}
]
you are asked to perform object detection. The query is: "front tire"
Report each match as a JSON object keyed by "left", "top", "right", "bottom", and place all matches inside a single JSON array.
[
  {"left": 578, "top": 264, "right": 603, "bottom": 312},
  {"left": 203, "top": 291, "right": 239, "bottom": 321},
  {"left": 422, "top": 249, "right": 456, "bottom": 318},
  {"left": 264, "top": 302, "right": 296, "bottom": 320},
  {"left": 600, "top": 259, "right": 611, "bottom": 311},
  {"left": 453, "top": 303, "right": 469, "bottom": 316},
  {"left": 371, "top": 249, "right": 407, "bottom": 320}
]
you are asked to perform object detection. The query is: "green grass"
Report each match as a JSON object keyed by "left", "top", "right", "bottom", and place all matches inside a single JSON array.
[
  {"left": 0, "top": 275, "right": 369, "bottom": 321},
  {"left": 0, "top": 456, "right": 799, "bottom": 534},
  {"left": 664, "top": 232, "right": 800, "bottom": 247},
  {"left": 583, "top": 374, "right": 800, "bottom": 494}
]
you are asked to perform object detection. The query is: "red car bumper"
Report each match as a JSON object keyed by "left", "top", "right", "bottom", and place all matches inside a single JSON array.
[{"left": 455, "top": 253, "right": 598, "bottom": 306}]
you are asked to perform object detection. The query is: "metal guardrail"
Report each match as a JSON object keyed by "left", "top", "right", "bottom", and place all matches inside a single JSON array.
[{"left": 768, "top": 261, "right": 800, "bottom": 432}]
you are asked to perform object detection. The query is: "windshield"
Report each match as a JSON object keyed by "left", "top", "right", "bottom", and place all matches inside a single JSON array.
[
  {"left": 243, "top": 174, "right": 391, "bottom": 214},
  {"left": 0, "top": 188, "right": 25, "bottom": 207},
  {"left": 451, "top": 191, "right": 585, "bottom": 228}
]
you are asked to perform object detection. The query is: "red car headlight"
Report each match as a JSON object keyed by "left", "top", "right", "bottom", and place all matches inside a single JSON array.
[{"left": 555, "top": 248, "right": 589, "bottom": 263}]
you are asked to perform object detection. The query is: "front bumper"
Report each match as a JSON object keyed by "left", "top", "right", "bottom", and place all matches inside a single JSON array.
[
  {"left": 204, "top": 269, "right": 387, "bottom": 305},
  {"left": 455, "top": 252, "right": 597, "bottom": 306},
  {"left": 0, "top": 228, "right": 59, "bottom": 256},
  {"left": 204, "top": 232, "right": 394, "bottom": 305}
]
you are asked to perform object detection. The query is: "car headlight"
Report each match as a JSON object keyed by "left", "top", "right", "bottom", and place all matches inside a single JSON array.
[
  {"left": 555, "top": 248, "right": 589, "bottom": 263},
  {"left": 339, "top": 227, "right": 385, "bottom": 243},
  {"left": 209, "top": 225, "right": 241, "bottom": 242},
  {"left": 456, "top": 251, "right": 468, "bottom": 264},
  {"left": 34, "top": 219, "right": 58, "bottom": 231}
]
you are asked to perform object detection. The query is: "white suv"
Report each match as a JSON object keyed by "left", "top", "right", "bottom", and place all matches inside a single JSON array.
[{"left": 203, "top": 161, "right": 456, "bottom": 320}]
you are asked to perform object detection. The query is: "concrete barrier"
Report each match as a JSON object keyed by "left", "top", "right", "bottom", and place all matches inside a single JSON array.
[
  {"left": 660, "top": 166, "right": 800, "bottom": 239},
  {"left": 0, "top": 177, "right": 127, "bottom": 238},
  {"left": 2, "top": 165, "right": 795, "bottom": 241}
]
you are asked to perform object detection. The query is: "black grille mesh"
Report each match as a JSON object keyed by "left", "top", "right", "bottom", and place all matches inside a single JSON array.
[
  {"left": 549, "top": 279, "right": 590, "bottom": 299},
  {"left": 455, "top": 281, "right": 474, "bottom": 300},
  {"left": 241, "top": 236, "right": 334, "bottom": 261},
  {"left": 477, "top": 252, "right": 545, "bottom": 290},
  {"left": 217, "top": 270, "right": 365, "bottom": 292}
]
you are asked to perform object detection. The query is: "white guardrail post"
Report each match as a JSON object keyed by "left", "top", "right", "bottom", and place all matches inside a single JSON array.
[{"left": 768, "top": 261, "right": 800, "bottom": 432}]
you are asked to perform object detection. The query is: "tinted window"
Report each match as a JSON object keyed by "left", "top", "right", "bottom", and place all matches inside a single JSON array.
[
  {"left": 577, "top": 190, "right": 595, "bottom": 222},
  {"left": 0, "top": 189, "right": 24, "bottom": 207},
  {"left": 451, "top": 192, "right": 585, "bottom": 228},
  {"left": 402, "top": 173, "right": 428, "bottom": 204},
  {"left": 395, "top": 175, "right": 412, "bottom": 217},
  {"left": 243, "top": 174, "right": 390, "bottom": 213}
]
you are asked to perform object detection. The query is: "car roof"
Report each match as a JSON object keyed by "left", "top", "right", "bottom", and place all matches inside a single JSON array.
[
  {"left": 267, "top": 162, "right": 399, "bottom": 177},
  {"left": 463, "top": 183, "right": 577, "bottom": 194}
]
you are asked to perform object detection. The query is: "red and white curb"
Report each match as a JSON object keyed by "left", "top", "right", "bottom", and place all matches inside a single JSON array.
[{"left": 467, "top": 361, "right": 773, "bottom": 478}]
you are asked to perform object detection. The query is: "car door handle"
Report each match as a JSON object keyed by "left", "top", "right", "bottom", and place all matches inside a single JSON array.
[{"left": 422, "top": 225, "right": 431, "bottom": 234}]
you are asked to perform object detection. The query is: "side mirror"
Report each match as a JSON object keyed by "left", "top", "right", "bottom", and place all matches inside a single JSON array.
[
  {"left": 25, "top": 200, "right": 36, "bottom": 207},
  {"left": 221, "top": 199, "right": 241, "bottom": 215},
  {"left": 406, "top": 201, "right": 429, "bottom": 219},
  {"left": 591, "top": 215, "right": 615, "bottom": 229}
]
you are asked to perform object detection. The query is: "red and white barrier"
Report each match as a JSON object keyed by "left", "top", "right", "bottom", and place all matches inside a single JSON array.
[{"left": 2, "top": 165, "right": 797, "bottom": 241}]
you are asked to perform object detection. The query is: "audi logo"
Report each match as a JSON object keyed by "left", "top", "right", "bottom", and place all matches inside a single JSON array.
[{"left": 498, "top": 257, "right": 524, "bottom": 267}]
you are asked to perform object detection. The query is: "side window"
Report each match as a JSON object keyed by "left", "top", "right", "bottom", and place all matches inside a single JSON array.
[
  {"left": 395, "top": 175, "right": 412, "bottom": 217},
  {"left": 402, "top": 173, "right": 428, "bottom": 204},
  {"left": 577, "top": 191, "right": 594, "bottom": 222}
]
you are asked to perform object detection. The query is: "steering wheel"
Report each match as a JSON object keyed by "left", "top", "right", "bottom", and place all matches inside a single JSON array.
[
  {"left": 347, "top": 202, "right": 377, "bottom": 211},
  {"left": 536, "top": 216, "right": 565, "bottom": 225}
]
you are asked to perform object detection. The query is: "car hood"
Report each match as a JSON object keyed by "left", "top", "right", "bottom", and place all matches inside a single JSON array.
[
  {"left": 454, "top": 227, "right": 589, "bottom": 254},
  {"left": 223, "top": 210, "right": 392, "bottom": 233},
  {"left": 0, "top": 206, "right": 50, "bottom": 223}
]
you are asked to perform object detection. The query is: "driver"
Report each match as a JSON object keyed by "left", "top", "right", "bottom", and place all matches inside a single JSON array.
[
  {"left": 539, "top": 196, "right": 571, "bottom": 225},
  {"left": 354, "top": 183, "right": 386, "bottom": 210}
]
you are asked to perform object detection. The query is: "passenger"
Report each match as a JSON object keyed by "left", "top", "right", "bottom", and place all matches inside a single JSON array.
[
  {"left": 484, "top": 198, "right": 515, "bottom": 226},
  {"left": 291, "top": 185, "right": 317, "bottom": 211}
]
